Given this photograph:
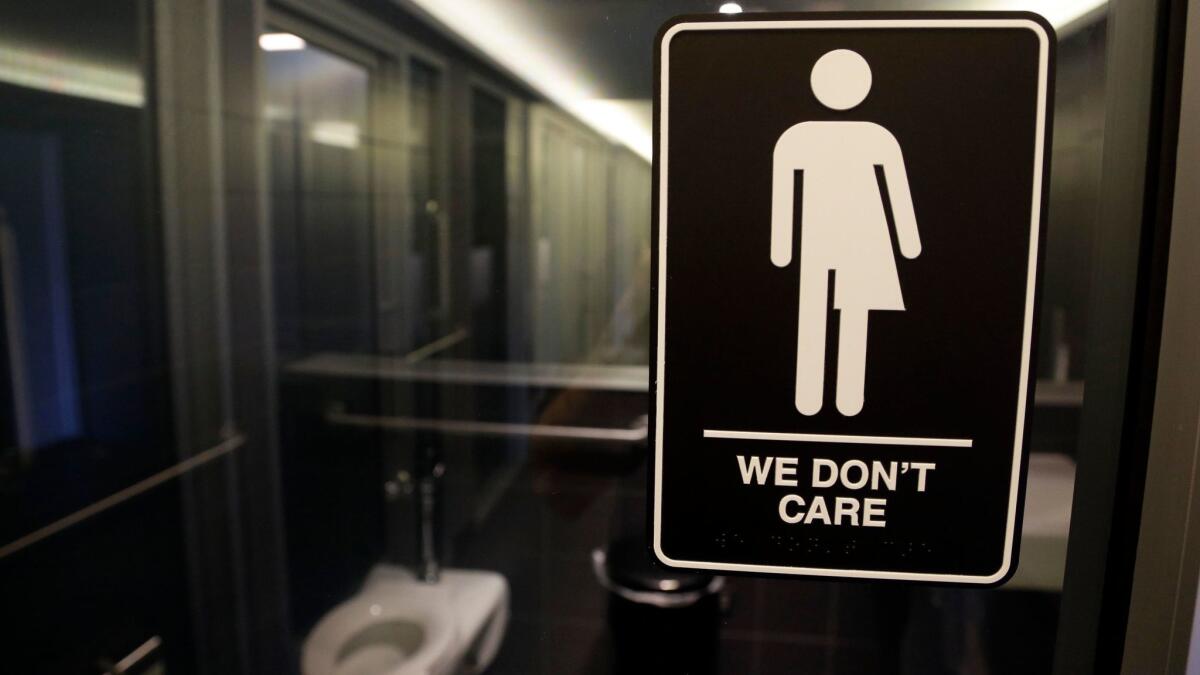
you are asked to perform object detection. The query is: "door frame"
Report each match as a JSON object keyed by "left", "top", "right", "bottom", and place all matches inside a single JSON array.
[
  {"left": 1055, "top": 0, "right": 1192, "bottom": 672},
  {"left": 1119, "top": 0, "right": 1200, "bottom": 671}
]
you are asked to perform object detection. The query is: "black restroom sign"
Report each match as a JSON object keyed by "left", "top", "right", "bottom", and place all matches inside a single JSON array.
[{"left": 651, "top": 13, "right": 1054, "bottom": 584}]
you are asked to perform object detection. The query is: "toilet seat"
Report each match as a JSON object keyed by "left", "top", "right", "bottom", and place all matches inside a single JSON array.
[{"left": 302, "top": 582, "right": 458, "bottom": 675}]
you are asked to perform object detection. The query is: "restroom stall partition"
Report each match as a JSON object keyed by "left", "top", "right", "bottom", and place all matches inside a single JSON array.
[
  {"left": 528, "top": 105, "right": 653, "bottom": 366},
  {"left": 606, "top": 146, "right": 654, "bottom": 364},
  {"left": 528, "top": 105, "right": 610, "bottom": 364},
  {"left": 465, "top": 81, "right": 512, "bottom": 361}
]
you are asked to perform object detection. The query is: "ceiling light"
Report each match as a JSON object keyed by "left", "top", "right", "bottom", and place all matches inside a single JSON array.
[
  {"left": 404, "top": 0, "right": 651, "bottom": 160},
  {"left": 0, "top": 44, "right": 143, "bottom": 107},
  {"left": 1038, "top": 0, "right": 1107, "bottom": 31},
  {"left": 718, "top": 3, "right": 743, "bottom": 14},
  {"left": 259, "top": 33, "right": 307, "bottom": 52},
  {"left": 310, "top": 121, "right": 360, "bottom": 149}
]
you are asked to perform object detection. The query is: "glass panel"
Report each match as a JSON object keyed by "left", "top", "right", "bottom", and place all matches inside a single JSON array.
[
  {"left": 266, "top": 42, "right": 372, "bottom": 356},
  {"left": 470, "top": 87, "right": 509, "bottom": 360},
  {"left": 0, "top": 2, "right": 188, "bottom": 671},
  {"left": 0, "top": 1, "right": 1151, "bottom": 674},
  {"left": 267, "top": 9, "right": 1104, "bottom": 673},
  {"left": 264, "top": 37, "right": 383, "bottom": 628},
  {"left": 407, "top": 58, "right": 448, "bottom": 348},
  {"left": 0, "top": 1, "right": 167, "bottom": 540}
]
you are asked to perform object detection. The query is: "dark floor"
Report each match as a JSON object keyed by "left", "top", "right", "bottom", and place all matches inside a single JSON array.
[{"left": 445, "top": 452, "right": 1060, "bottom": 675}]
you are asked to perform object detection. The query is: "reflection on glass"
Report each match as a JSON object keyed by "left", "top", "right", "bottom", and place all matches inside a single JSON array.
[
  {"left": 407, "top": 58, "right": 448, "bottom": 349},
  {"left": 0, "top": 3, "right": 200, "bottom": 672},
  {"left": 0, "top": 1, "right": 1131, "bottom": 674},
  {"left": 0, "top": 0, "right": 168, "bottom": 544},
  {"left": 264, "top": 36, "right": 386, "bottom": 634},
  {"left": 470, "top": 86, "right": 509, "bottom": 361},
  {"left": 529, "top": 108, "right": 652, "bottom": 364},
  {"left": 266, "top": 42, "right": 372, "bottom": 356}
]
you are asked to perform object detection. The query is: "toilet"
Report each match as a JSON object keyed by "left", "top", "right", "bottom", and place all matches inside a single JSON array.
[{"left": 303, "top": 566, "right": 509, "bottom": 675}]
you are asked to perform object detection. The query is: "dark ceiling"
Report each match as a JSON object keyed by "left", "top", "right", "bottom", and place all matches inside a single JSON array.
[
  {"left": 3, "top": 0, "right": 143, "bottom": 72},
  {"left": 431, "top": 0, "right": 996, "bottom": 99}
]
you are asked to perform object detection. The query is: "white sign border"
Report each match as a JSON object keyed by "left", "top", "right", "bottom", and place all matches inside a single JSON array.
[{"left": 652, "top": 16, "right": 1052, "bottom": 584}]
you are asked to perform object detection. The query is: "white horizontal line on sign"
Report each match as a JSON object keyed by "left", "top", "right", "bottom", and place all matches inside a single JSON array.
[{"left": 703, "top": 429, "right": 973, "bottom": 448}]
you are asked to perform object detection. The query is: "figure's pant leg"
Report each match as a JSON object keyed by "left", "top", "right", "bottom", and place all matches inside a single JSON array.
[
  {"left": 795, "top": 268, "right": 828, "bottom": 415},
  {"left": 836, "top": 309, "right": 869, "bottom": 416}
]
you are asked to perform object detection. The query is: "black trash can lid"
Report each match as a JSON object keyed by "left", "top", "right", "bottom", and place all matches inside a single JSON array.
[{"left": 605, "top": 536, "right": 716, "bottom": 595}]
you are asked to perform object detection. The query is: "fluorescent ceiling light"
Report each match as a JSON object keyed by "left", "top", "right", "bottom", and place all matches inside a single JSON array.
[
  {"left": 989, "top": 0, "right": 1107, "bottom": 30},
  {"left": 310, "top": 120, "right": 361, "bottom": 149},
  {"left": 574, "top": 99, "right": 651, "bottom": 159},
  {"left": 402, "top": 0, "right": 1108, "bottom": 163},
  {"left": 0, "top": 44, "right": 143, "bottom": 107},
  {"left": 263, "top": 103, "right": 293, "bottom": 122},
  {"left": 404, "top": 0, "right": 652, "bottom": 160},
  {"left": 259, "top": 33, "right": 307, "bottom": 52},
  {"left": 1039, "top": 0, "right": 1109, "bottom": 31}
]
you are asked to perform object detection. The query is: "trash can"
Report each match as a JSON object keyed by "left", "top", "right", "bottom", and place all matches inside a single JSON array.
[{"left": 592, "top": 535, "right": 725, "bottom": 675}]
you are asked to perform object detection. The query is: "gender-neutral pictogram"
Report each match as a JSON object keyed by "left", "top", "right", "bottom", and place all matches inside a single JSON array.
[{"left": 771, "top": 49, "right": 921, "bottom": 417}]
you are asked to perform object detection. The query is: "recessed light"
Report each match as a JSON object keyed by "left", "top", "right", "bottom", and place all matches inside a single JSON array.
[
  {"left": 259, "top": 33, "right": 307, "bottom": 51},
  {"left": 718, "top": 2, "right": 743, "bottom": 14},
  {"left": 310, "top": 121, "right": 360, "bottom": 149}
]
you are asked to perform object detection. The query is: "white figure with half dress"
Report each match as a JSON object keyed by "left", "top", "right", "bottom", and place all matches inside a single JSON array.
[{"left": 771, "top": 49, "right": 922, "bottom": 417}]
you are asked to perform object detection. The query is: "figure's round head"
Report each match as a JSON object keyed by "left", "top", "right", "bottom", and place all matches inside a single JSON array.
[{"left": 810, "top": 49, "right": 872, "bottom": 111}]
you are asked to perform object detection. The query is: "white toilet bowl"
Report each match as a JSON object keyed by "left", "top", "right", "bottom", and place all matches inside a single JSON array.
[
  {"left": 302, "top": 581, "right": 458, "bottom": 675},
  {"left": 302, "top": 566, "right": 509, "bottom": 675}
]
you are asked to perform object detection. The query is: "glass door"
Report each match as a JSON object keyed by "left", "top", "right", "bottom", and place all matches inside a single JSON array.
[
  {"left": 251, "top": 3, "right": 1182, "bottom": 673},
  {"left": 0, "top": 0, "right": 1191, "bottom": 674}
]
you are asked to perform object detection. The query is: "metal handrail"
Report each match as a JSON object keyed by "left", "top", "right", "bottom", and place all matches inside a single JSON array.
[
  {"left": 326, "top": 408, "right": 649, "bottom": 443},
  {"left": 402, "top": 327, "right": 469, "bottom": 364},
  {"left": 0, "top": 434, "right": 246, "bottom": 559}
]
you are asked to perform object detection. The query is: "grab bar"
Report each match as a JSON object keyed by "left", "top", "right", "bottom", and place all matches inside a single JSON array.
[
  {"left": 0, "top": 434, "right": 246, "bottom": 559},
  {"left": 402, "top": 327, "right": 469, "bottom": 364},
  {"left": 103, "top": 635, "right": 163, "bottom": 674},
  {"left": 326, "top": 407, "right": 649, "bottom": 443}
]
